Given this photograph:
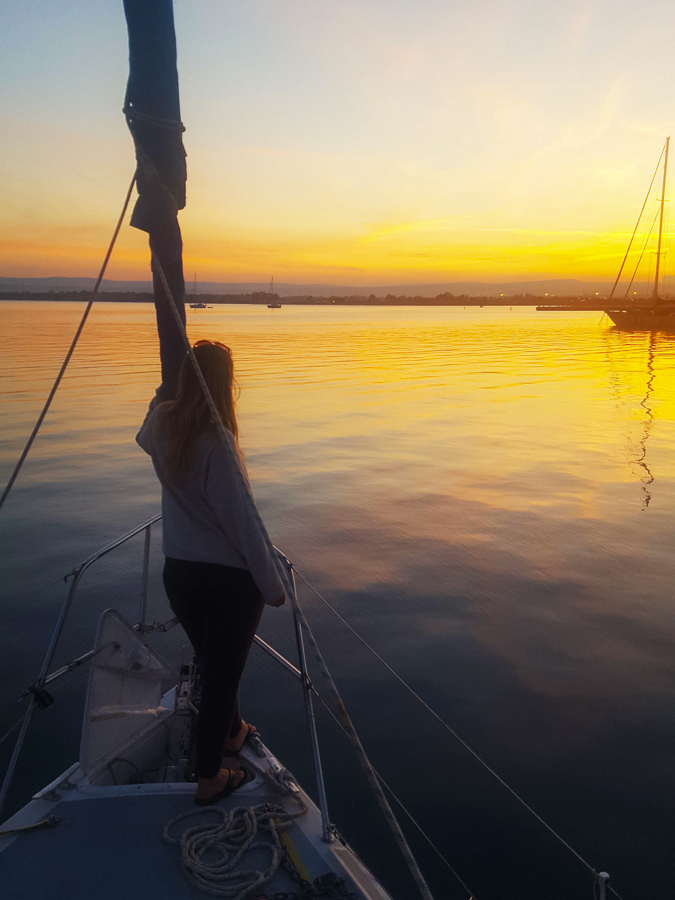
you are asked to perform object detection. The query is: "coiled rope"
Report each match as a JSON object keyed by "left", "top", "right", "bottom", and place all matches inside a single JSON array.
[
  {"left": 163, "top": 802, "right": 305, "bottom": 899},
  {"left": 0, "top": 174, "right": 137, "bottom": 513}
]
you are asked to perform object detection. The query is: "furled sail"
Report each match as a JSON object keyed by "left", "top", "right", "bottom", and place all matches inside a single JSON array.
[{"left": 123, "top": 0, "right": 187, "bottom": 398}]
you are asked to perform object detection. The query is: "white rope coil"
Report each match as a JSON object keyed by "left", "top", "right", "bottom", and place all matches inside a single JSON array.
[{"left": 163, "top": 802, "right": 302, "bottom": 899}]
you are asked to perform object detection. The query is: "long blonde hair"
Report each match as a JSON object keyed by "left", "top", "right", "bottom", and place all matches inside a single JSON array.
[{"left": 163, "top": 340, "right": 238, "bottom": 479}]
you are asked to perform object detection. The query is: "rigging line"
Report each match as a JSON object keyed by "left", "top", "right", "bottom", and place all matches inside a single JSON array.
[
  {"left": 293, "top": 569, "right": 623, "bottom": 897},
  {"left": 646, "top": 216, "right": 655, "bottom": 298},
  {"left": 624, "top": 207, "right": 660, "bottom": 301},
  {"left": 609, "top": 143, "right": 665, "bottom": 301},
  {"left": 151, "top": 256, "right": 231, "bottom": 443},
  {"left": 378, "top": 769, "right": 475, "bottom": 900},
  {"left": 257, "top": 632, "right": 474, "bottom": 897},
  {"left": 0, "top": 699, "right": 34, "bottom": 817},
  {"left": 3, "top": 572, "right": 75, "bottom": 615},
  {"left": 626, "top": 206, "right": 659, "bottom": 301},
  {"left": 251, "top": 632, "right": 475, "bottom": 898},
  {"left": 308, "top": 688, "right": 476, "bottom": 900},
  {"left": 0, "top": 714, "right": 24, "bottom": 751},
  {"left": 290, "top": 591, "right": 436, "bottom": 900},
  {"left": 0, "top": 173, "right": 137, "bottom": 514},
  {"left": 377, "top": 771, "right": 475, "bottom": 900}
]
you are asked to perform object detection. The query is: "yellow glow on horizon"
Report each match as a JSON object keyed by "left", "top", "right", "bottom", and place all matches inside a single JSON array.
[
  {"left": 177, "top": 219, "right": 650, "bottom": 283},
  {"left": 0, "top": 220, "right": 653, "bottom": 284}
]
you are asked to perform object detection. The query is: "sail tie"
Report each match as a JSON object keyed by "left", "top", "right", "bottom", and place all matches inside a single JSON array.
[{"left": 123, "top": 104, "right": 185, "bottom": 132}]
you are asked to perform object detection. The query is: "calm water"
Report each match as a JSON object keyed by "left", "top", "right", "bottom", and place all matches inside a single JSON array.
[{"left": 1, "top": 301, "right": 674, "bottom": 898}]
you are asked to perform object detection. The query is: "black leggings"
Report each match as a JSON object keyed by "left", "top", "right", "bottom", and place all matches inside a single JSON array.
[{"left": 163, "top": 558, "right": 265, "bottom": 779}]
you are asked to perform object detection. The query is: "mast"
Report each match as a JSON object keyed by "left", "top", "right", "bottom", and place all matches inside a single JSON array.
[
  {"left": 653, "top": 135, "right": 669, "bottom": 305},
  {"left": 123, "top": 0, "right": 187, "bottom": 398}
]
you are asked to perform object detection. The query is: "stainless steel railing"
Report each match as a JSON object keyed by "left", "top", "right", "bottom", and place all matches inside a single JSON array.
[
  {"left": 0, "top": 515, "right": 334, "bottom": 844},
  {"left": 0, "top": 514, "right": 160, "bottom": 818}
]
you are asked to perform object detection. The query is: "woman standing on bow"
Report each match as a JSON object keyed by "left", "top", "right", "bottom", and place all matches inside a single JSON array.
[{"left": 137, "top": 338, "right": 290, "bottom": 805}]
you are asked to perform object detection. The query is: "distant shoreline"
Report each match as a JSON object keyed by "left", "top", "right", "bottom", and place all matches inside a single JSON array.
[{"left": 0, "top": 291, "right": 611, "bottom": 307}]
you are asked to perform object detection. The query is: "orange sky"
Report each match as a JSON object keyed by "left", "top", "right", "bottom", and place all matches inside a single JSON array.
[{"left": 2, "top": 1, "right": 675, "bottom": 286}]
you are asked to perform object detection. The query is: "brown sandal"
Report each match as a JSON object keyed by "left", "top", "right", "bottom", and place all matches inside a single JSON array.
[
  {"left": 225, "top": 722, "right": 257, "bottom": 755},
  {"left": 194, "top": 767, "right": 248, "bottom": 806}
]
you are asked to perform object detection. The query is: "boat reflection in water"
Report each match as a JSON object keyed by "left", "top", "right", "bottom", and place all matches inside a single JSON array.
[
  {"left": 635, "top": 334, "right": 656, "bottom": 508},
  {"left": 601, "top": 327, "right": 675, "bottom": 508}
]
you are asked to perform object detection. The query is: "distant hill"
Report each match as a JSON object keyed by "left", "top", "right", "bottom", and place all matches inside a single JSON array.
[{"left": 0, "top": 276, "right": 617, "bottom": 299}]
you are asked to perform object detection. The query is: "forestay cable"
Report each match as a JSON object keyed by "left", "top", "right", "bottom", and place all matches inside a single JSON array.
[
  {"left": 0, "top": 174, "right": 137, "bottom": 513},
  {"left": 306, "top": 682, "right": 477, "bottom": 899},
  {"left": 289, "top": 589, "right": 435, "bottom": 900},
  {"left": 294, "top": 569, "right": 625, "bottom": 900},
  {"left": 609, "top": 143, "right": 665, "bottom": 301},
  {"left": 623, "top": 207, "right": 660, "bottom": 301}
]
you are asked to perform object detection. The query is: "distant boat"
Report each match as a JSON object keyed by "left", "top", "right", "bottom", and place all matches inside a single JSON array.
[
  {"left": 605, "top": 137, "right": 675, "bottom": 332},
  {"left": 189, "top": 271, "right": 206, "bottom": 308},
  {"left": 267, "top": 276, "right": 281, "bottom": 309}
]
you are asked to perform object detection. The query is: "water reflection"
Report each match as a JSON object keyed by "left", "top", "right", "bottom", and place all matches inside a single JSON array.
[
  {"left": 636, "top": 333, "right": 656, "bottom": 508},
  {"left": 603, "top": 326, "right": 675, "bottom": 509},
  {"left": 2, "top": 303, "right": 675, "bottom": 898}
]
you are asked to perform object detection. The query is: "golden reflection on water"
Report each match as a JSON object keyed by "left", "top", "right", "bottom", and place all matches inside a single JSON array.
[
  {"left": 3, "top": 301, "right": 675, "bottom": 896},
  {"left": 2, "top": 301, "right": 675, "bottom": 710}
]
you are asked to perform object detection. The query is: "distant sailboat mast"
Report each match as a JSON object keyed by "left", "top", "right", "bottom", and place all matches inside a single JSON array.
[
  {"left": 607, "top": 137, "right": 670, "bottom": 304},
  {"left": 653, "top": 135, "right": 670, "bottom": 305},
  {"left": 267, "top": 275, "right": 281, "bottom": 308},
  {"left": 605, "top": 137, "right": 675, "bottom": 330},
  {"left": 189, "top": 271, "right": 206, "bottom": 308}
]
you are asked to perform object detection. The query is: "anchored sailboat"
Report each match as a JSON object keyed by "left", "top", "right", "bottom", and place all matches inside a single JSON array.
[
  {"left": 606, "top": 137, "right": 675, "bottom": 330},
  {"left": 189, "top": 272, "right": 206, "bottom": 309},
  {"left": 267, "top": 276, "right": 282, "bottom": 309}
]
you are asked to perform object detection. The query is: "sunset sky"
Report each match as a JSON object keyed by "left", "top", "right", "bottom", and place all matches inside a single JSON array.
[{"left": 2, "top": 0, "right": 675, "bottom": 285}]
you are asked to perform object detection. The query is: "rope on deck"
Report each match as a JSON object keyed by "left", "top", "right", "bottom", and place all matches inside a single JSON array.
[{"left": 163, "top": 801, "right": 305, "bottom": 899}]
